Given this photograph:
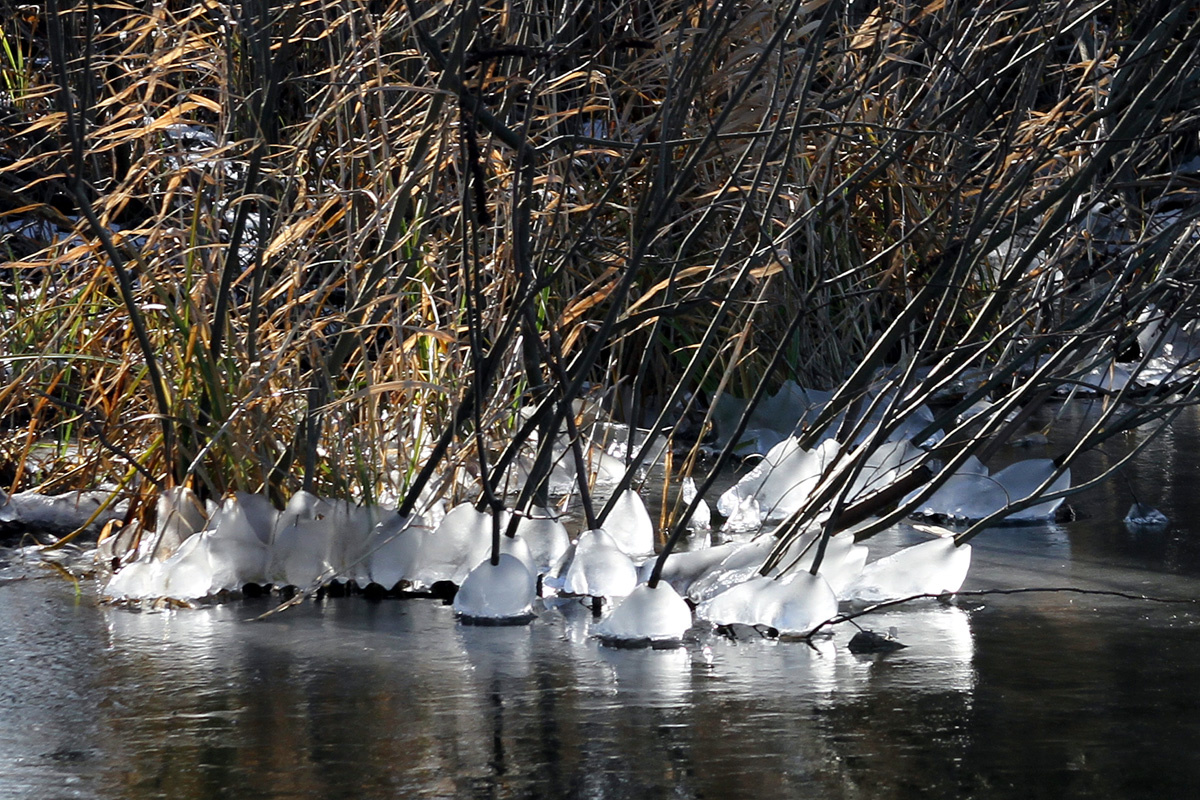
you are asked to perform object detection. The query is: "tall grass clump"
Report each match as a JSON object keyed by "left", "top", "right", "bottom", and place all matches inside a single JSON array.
[{"left": 0, "top": 0, "right": 1197, "bottom": 577}]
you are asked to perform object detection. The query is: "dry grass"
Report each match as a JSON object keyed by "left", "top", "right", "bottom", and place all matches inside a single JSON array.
[{"left": 0, "top": 0, "right": 1198, "bottom": 548}]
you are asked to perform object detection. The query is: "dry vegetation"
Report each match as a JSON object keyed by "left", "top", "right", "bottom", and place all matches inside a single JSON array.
[{"left": 1, "top": 0, "right": 1199, "bottom": 547}]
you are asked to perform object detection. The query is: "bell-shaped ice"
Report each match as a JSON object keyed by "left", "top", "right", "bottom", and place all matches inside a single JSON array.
[
  {"left": 603, "top": 488, "right": 655, "bottom": 556},
  {"left": 161, "top": 531, "right": 216, "bottom": 599},
  {"left": 364, "top": 514, "right": 427, "bottom": 590},
  {"left": 411, "top": 503, "right": 494, "bottom": 587},
  {"left": 267, "top": 495, "right": 337, "bottom": 588},
  {"left": 991, "top": 459, "right": 1070, "bottom": 521},
  {"left": 845, "top": 537, "right": 972, "bottom": 603},
  {"left": 766, "top": 530, "right": 868, "bottom": 599},
  {"left": 269, "top": 517, "right": 336, "bottom": 588},
  {"left": 681, "top": 478, "right": 711, "bottom": 530},
  {"left": 755, "top": 572, "right": 839, "bottom": 635},
  {"left": 847, "top": 439, "right": 924, "bottom": 502},
  {"left": 324, "top": 501, "right": 379, "bottom": 582},
  {"left": 515, "top": 508, "right": 571, "bottom": 572},
  {"left": 153, "top": 487, "right": 207, "bottom": 559},
  {"left": 104, "top": 558, "right": 168, "bottom": 601},
  {"left": 717, "top": 437, "right": 802, "bottom": 517},
  {"left": 720, "top": 495, "right": 762, "bottom": 532},
  {"left": 595, "top": 582, "right": 694, "bottom": 643},
  {"left": 719, "top": 437, "right": 841, "bottom": 522},
  {"left": 909, "top": 458, "right": 1069, "bottom": 522},
  {"left": 1124, "top": 502, "right": 1168, "bottom": 529},
  {"left": 694, "top": 575, "right": 774, "bottom": 627},
  {"left": 204, "top": 495, "right": 272, "bottom": 590},
  {"left": 562, "top": 529, "right": 638, "bottom": 597},
  {"left": 452, "top": 554, "right": 537, "bottom": 620}
]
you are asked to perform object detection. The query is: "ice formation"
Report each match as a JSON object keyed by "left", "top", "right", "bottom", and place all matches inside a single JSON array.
[
  {"left": 603, "top": 488, "right": 656, "bottom": 556},
  {"left": 844, "top": 537, "right": 972, "bottom": 603},
  {"left": 694, "top": 571, "right": 838, "bottom": 635},
  {"left": 409, "top": 503, "right": 495, "bottom": 587},
  {"left": 515, "top": 508, "right": 571, "bottom": 572},
  {"left": 765, "top": 530, "right": 869, "bottom": 598},
  {"left": 452, "top": 554, "right": 537, "bottom": 621},
  {"left": 0, "top": 487, "right": 127, "bottom": 535},
  {"left": 364, "top": 514, "right": 429, "bottom": 590},
  {"left": 636, "top": 541, "right": 740, "bottom": 595},
  {"left": 595, "top": 582, "right": 694, "bottom": 643},
  {"left": 558, "top": 529, "right": 638, "bottom": 598},
  {"left": 680, "top": 478, "right": 711, "bottom": 531},
  {"left": 686, "top": 539, "right": 772, "bottom": 603},
  {"left": 1124, "top": 502, "right": 1168, "bottom": 529},
  {"left": 717, "top": 437, "right": 841, "bottom": 522},
  {"left": 908, "top": 458, "right": 1070, "bottom": 522}
]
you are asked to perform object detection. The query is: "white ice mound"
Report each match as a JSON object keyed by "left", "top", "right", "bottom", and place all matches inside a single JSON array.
[
  {"left": 604, "top": 488, "right": 655, "bottom": 556},
  {"left": 364, "top": 514, "right": 427, "bottom": 590},
  {"left": 324, "top": 501, "right": 380, "bottom": 583},
  {"left": 718, "top": 437, "right": 841, "bottom": 522},
  {"left": 909, "top": 458, "right": 1069, "bottom": 522},
  {"left": 766, "top": 530, "right": 868, "bottom": 598},
  {"left": 695, "top": 575, "right": 773, "bottom": 627},
  {"left": 562, "top": 529, "right": 638, "bottom": 597},
  {"left": 1124, "top": 502, "right": 1168, "bottom": 529},
  {"left": 757, "top": 572, "right": 839, "bottom": 635},
  {"left": 267, "top": 492, "right": 335, "bottom": 588},
  {"left": 104, "top": 558, "right": 168, "bottom": 601},
  {"left": 695, "top": 571, "right": 838, "bottom": 634},
  {"left": 719, "top": 495, "right": 761, "bottom": 532},
  {"left": 411, "top": 503, "right": 494, "bottom": 587},
  {"left": 846, "top": 439, "right": 924, "bottom": 501},
  {"left": 160, "top": 531, "right": 216, "bottom": 599},
  {"left": 203, "top": 494, "right": 274, "bottom": 590},
  {"left": 991, "top": 459, "right": 1070, "bottom": 521},
  {"left": 515, "top": 508, "right": 571, "bottom": 572},
  {"left": 845, "top": 538, "right": 972, "bottom": 603},
  {"left": 154, "top": 486, "right": 207, "bottom": 558},
  {"left": 681, "top": 478, "right": 711, "bottom": 531},
  {"left": 595, "top": 582, "right": 694, "bottom": 643},
  {"left": 453, "top": 554, "right": 537, "bottom": 620}
]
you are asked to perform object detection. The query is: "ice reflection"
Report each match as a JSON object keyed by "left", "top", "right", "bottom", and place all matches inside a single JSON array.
[
  {"left": 457, "top": 619, "right": 535, "bottom": 681},
  {"left": 836, "top": 604, "right": 976, "bottom": 695},
  {"left": 598, "top": 644, "right": 692, "bottom": 708}
]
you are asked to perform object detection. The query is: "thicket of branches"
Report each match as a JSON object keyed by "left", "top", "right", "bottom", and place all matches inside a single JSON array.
[{"left": 1, "top": 0, "right": 1199, "bottom": 552}]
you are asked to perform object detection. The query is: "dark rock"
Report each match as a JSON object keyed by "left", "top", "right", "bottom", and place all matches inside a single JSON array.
[{"left": 848, "top": 629, "right": 907, "bottom": 654}]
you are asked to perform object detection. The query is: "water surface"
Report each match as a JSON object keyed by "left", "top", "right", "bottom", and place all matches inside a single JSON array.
[{"left": 3, "top": 403, "right": 1200, "bottom": 799}]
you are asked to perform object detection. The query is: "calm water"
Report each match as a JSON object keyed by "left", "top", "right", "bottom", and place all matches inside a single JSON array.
[{"left": 4, "top": 402, "right": 1200, "bottom": 799}]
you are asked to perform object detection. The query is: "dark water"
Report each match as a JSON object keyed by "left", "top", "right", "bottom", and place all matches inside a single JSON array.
[{"left": 4, "top": 402, "right": 1200, "bottom": 799}]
